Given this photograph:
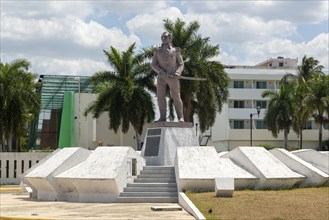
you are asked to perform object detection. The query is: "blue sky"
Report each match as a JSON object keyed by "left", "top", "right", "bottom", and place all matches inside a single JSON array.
[{"left": 1, "top": 0, "right": 328, "bottom": 76}]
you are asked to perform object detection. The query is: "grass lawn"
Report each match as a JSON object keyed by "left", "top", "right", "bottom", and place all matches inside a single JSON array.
[{"left": 186, "top": 187, "right": 329, "bottom": 220}]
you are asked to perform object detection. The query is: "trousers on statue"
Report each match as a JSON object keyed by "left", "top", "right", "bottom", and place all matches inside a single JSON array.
[{"left": 157, "top": 75, "right": 184, "bottom": 121}]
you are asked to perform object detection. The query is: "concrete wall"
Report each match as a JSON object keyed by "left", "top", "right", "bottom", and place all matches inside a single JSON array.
[
  {"left": 0, "top": 152, "right": 49, "bottom": 185},
  {"left": 74, "top": 93, "right": 147, "bottom": 150}
]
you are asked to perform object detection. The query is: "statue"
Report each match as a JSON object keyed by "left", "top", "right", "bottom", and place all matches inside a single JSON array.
[{"left": 151, "top": 31, "right": 184, "bottom": 122}]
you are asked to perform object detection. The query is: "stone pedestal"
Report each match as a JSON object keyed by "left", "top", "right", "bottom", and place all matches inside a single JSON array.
[{"left": 141, "top": 122, "right": 198, "bottom": 166}]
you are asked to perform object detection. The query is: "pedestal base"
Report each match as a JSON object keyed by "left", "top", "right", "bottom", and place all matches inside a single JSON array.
[{"left": 141, "top": 122, "right": 199, "bottom": 166}]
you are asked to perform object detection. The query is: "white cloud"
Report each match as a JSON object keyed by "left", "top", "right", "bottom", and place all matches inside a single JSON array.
[
  {"left": 184, "top": 12, "right": 297, "bottom": 44},
  {"left": 2, "top": 15, "right": 140, "bottom": 60},
  {"left": 224, "top": 33, "right": 329, "bottom": 68},
  {"left": 126, "top": 7, "right": 184, "bottom": 45},
  {"left": 1, "top": 0, "right": 328, "bottom": 76},
  {"left": 93, "top": 1, "right": 168, "bottom": 16},
  {"left": 183, "top": 1, "right": 328, "bottom": 24},
  {"left": 2, "top": 1, "right": 94, "bottom": 19},
  {"left": 32, "top": 57, "right": 110, "bottom": 76}
]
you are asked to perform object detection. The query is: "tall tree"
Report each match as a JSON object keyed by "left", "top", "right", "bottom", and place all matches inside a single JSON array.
[
  {"left": 0, "top": 59, "right": 40, "bottom": 151},
  {"left": 281, "top": 55, "right": 324, "bottom": 148},
  {"left": 148, "top": 18, "right": 229, "bottom": 132},
  {"left": 291, "top": 82, "right": 313, "bottom": 149},
  {"left": 84, "top": 43, "right": 156, "bottom": 149},
  {"left": 262, "top": 84, "right": 294, "bottom": 148},
  {"left": 282, "top": 55, "right": 324, "bottom": 83},
  {"left": 304, "top": 74, "right": 329, "bottom": 150}
]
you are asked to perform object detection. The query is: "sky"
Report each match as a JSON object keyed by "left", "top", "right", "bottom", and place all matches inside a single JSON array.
[{"left": 1, "top": 0, "right": 328, "bottom": 76}]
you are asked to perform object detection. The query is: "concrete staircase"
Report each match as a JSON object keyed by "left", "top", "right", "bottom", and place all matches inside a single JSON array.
[{"left": 117, "top": 166, "right": 178, "bottom": 203}]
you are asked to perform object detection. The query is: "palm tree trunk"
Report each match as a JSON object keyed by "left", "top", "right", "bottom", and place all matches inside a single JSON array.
[
  {"left": 135, "top": 130, "right": 142, "bottom": 151},
  {"left": 183, "top": 93, "right": 193, "bottom": 122},
  {"left": 318, "top": 122, "right": 323, "bottom": 150},
  {"left": 284, "top": 129, "right": 288, "bottom": 149},
  {"left": 299, "top": 130, "right": 303, "bottom": 149},
  {"left": 7, "top": 132, "right": 13, "bottom": 152},
  {"left": 1, "top": 134, "right": 4, "bottom": 152}
]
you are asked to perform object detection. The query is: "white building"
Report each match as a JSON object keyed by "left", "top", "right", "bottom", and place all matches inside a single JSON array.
[
  {"left": 255, "top": 56, "right": 298, "bottom": 68},
  {"left": 207, "top": 58, "right": 328, "bottom": 151}
]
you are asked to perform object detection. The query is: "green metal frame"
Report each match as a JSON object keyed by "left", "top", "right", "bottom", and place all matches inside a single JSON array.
[{"left": 27, "top": 75, "right": 93, "bottom": 150}]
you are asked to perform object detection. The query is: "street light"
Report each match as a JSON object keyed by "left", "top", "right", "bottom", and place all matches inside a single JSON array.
[{"left": 250, "top": 106, "right": 261, "bottom": 146}]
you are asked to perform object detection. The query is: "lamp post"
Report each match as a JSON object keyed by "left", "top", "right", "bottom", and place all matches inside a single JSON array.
[{"left": 250, "top": 106, "right": 261, "bottom": 146}]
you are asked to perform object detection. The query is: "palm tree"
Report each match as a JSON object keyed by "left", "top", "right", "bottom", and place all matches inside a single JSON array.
[
  {"left": 323, "top": 75, "right": 329, "bottom": 117},
  {"left": 84, "top": 43, "right": 156, "bottom": 149},
  {"left": 281, "top": 55, "right": 324, "bottom": 148},
  {"left": 282, "top": 55, "right": 324, "bottom": 83},
  {"left": 262, "top": 84, "right": 294, "bottom": 148},
  {"left": 146, "top": 18, "right": 229, "bottom": 132},
  {"left": 304, "top": 74, "right": 329, "bottom": 150},
  {"left": 0, "top": 59, "right": 40, "bottom": 152},
  {"left": 286, "top": 82, "right": 313, "bottom": 149}
]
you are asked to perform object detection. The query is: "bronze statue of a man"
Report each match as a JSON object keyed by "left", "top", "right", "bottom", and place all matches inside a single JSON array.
[{"left": 151, "top": 31, "right": 184, "bottom": 122}]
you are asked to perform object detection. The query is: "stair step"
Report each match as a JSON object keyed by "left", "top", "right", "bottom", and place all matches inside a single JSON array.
[
  {"left": 117, "top": 197, "right": 178, "bottom": 203},
  {"left": 127, "top": 183, "right": 177, "bottom": 188},
  {"left": 119, "top": 166, "right": 178, "bottom": 203},
  {"left": 134, "top": 177, "right": 176, "bottom": 183},
  {"left": 120, "top": 192, "right": 178, "bottom": 197},
  {"left": 138, "top": 173, "right": 175, "bottom": 178},
  {"left": 143, "top": 166, "right": 174, "bottom": 171},
  {"left": 141, "top": 170, "right": 174, "bottom": 174},
  {"left": 124, "top": 187, "right": 177, "bottom": 192}
]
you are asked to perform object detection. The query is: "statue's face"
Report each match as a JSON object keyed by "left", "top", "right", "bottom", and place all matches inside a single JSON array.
[{"left": 161, "top": 32, "right": 172, "bottom": 44}]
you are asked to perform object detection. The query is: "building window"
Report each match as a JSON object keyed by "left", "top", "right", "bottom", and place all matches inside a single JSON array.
[
  {"left": 256, "top": 81, "right": 267, "bottom": 89},
  {"left": 233, "top": 120, "right": 244, "bottom": 129},
  {"left": 304, "top": 121, "right": 312, "bottom": 130},
  {"left": 256, "top": 101, "right": 267, "bottom": 109},
  {"left": 234, "top": 101, "right": 245, "bottom": 108},
  {"left": 256, "top": 120, "right": 268, "bottom": 129},
  {"left": 233, "top": 81, "right": 244, "bottom": 88},
  {"left": 279, "top": 62, "right": 284, "bottom": 67},
  {"left": 324, "top": 123, "right": 328, "bottom": 130}
]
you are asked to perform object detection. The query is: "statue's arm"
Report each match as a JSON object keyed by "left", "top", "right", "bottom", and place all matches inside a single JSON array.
[
  {"left": 175, "top": 48, "right": 184, "bottom": 76},
  {"left": 151, "top": 49, "right": 166, "bottom": 75}
]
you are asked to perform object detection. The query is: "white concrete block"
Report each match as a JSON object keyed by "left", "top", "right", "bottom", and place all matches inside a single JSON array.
[
  {"left": 217, "top": 157, "right": 258, "bottom": 189},
  {"left": 215, "top": 177, "right": 234, "bottom": 197},
  {"left": 55, "top": 146, "right": 145, "bottom": 202},
  {"left": 218, "top": 151, "right": 229, "bottom": 157},
  {"left": 175, "top": 146, "right": 221, "bottom": 191},
  {"left": 292, "top": 149, "right": 329, "bottom": 174},
  {"left": 270, "top": 148, "right": 329, "bottom": 187},
  {"left": 223, "top": 147, "right": 305, "bottom": 189},
  {"left": 24, "top": 147, "right": 91, "bottom": 201},
  {"left": 141, "top": 125, "right": 198, "bottom": 166}
]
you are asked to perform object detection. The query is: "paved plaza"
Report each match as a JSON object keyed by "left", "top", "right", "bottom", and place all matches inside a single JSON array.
[{"left": 0, "top": 191, "right": 194, "bottom": 219}]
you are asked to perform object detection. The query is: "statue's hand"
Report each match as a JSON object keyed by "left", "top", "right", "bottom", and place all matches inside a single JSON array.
[{"left": 174, "top": 72, "right": 180, "bottom": 77}]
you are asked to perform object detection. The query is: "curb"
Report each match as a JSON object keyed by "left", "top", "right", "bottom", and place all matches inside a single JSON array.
[
  {"left": 0, "top": 187, "right": 22, "bottom": 193},
  {"left": 0, "top": 216, "right": 57, "bottom": 220}
]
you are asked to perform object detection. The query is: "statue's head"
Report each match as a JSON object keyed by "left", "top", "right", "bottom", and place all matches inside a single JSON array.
[{"left": 161, "top": 31, "right": 172, "bottom": 45}]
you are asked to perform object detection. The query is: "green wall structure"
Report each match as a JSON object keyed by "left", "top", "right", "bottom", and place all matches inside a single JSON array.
[{"left": 58, "top": 92, "right": 75, "bottom": 148}]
